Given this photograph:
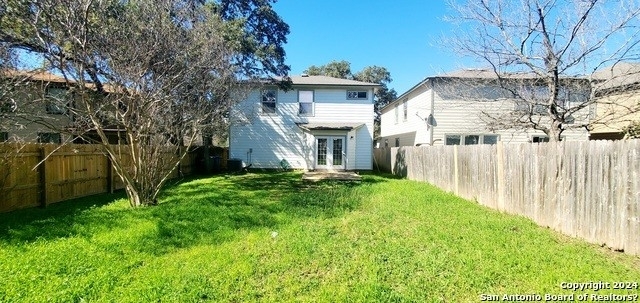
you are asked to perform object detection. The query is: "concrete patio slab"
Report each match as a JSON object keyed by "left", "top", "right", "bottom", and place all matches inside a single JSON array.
[{"left": 301, "top": 171, "right": 362, "bottom": 182}]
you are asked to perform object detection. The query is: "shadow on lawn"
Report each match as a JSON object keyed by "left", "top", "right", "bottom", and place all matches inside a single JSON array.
[{"left": 0, "top": 171, "right": 390, "bottom": 255}]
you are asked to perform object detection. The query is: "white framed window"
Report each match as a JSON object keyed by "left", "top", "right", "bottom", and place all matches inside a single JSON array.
[
  {"left": 483, "top": 135, "right": 499, "bottom": 145},
  {"left": 531, "top": 135, "right": 565, "bottom": 142},
  {"left": 531, "top": 135, "right": 550, "bottom": 143},
  {"left": 464, "top": 135, "right": 480, "bottom": 145},
  {"left": 394, "top": 104, "right": 399, "bottom": 124},
  {"left": 45, "top": 87, "right": 69, "bottom": 115},
  {"left": 261, "top": 89, "right": 277, "bottom": 114},
  {"left": 515, "top": 85, "right": 573, "bottom": 115},
  {"left": 445, "top": 134, "right": 500, "bottom": 145},
  {"left": 347, "top": 91, "right": 368, "bottom": 100},
  {"left": 514, "top": 100, "right": 548, "bottom": 114},
  {"left": 445, "top": 135, "right": 461, "bottom": 145},
  {"left": 402, "top": 99, "right": 408, "bottom": 121},
  {"left": 298, "top": 90, "right": 314, "bottom": 116}
]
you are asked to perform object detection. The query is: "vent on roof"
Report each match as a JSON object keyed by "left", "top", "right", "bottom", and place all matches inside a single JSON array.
[{"left": 301, "top": 73, "right": 309, "bottom": 77}]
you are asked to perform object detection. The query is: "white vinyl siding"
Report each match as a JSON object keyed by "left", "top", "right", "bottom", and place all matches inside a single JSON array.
[
  {"left": 380, "top": 86, "right": 433, "bottom": 146},
  {"left": 381, "top": 81, "right": 589, "bottom": 147},
  {"left": 230, "top": 87, "right": 374, "bottom": 170}
]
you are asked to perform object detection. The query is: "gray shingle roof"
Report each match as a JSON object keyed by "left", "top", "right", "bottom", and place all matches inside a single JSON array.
[
  {"left": 592, "top": 62, "right": 640, "bottom": 90},
  {"left": 438, "top": 69, "right": 555, "bottom": 79},
  {"left": 278, "top": 75, "right": 379, "bottom": 86}
]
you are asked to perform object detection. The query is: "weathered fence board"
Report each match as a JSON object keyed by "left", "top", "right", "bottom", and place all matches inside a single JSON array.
[
  {"left": 0, "top": 143, "right": 202, "bottom": 213},
  {"left": 374, "top": 140, "right": 640, "bottom": 255}
]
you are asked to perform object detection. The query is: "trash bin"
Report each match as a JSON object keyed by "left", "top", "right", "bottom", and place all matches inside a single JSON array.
[
  {"left": 227, "top": 158, "right": 243, "bottom": 172},
  {"left": 212, "top": 156, "right": 221, "bottom": 172}
]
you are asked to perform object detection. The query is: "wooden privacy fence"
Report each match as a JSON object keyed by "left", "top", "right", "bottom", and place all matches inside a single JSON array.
[
  {"left": 373, "top": 140, "right": 640, "bottom": 255},
  {"left": 0, "top": 143, "right": 199, "bottom": 213}
]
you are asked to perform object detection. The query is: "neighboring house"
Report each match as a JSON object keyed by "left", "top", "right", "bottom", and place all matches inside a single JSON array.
[
  {"left": 590, "top": 62, "right": 640, "bottom": 140},
  {"left": 379, "top": 69, "right": 591, "bottom": 147},
  {"left": 229, "top": 75, "right": 378, "bottom": 170},
  {"left": 0, "top": 70, "right": 75, "bottom": 144},
  {"left": 0, "top": 70, "right": 128, "bottom": 144}
]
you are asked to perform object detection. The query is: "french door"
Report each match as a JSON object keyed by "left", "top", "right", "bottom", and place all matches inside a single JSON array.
[{"left": 315, "top": 136, "right": 345, "bottom": 170}]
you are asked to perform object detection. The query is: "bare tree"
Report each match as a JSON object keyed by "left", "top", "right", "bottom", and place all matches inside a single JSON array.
[
  {"left": 445, "top": 0, "right": 640, "bottom": 141},
  {"left": 0, "top": 0, "right": 268, "bottom": 206}
]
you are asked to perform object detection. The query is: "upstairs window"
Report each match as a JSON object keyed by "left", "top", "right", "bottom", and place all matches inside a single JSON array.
[
  {"left": 45, "top": 87, "right": 69, "bottom": 115},
  {"left": 298, "top": 90, "right": 314, "bottom": 116},
  {"left": 402, "top": 99, "right": 408, "bottom": 121},
  {"left": 0, "top": 99, "right": 16, "bottom": 113},
  {"left": 347, "top": 91, "right": 368, "bottom": 100},
  {"left": 261, "top": 89, "right": 277, "bottom": 114},
  {"left": 515, "top": 85, "right": 572, "bottom": 115},
  {"left": 394, "top": 104, "right": 399, "bottom": 124}
]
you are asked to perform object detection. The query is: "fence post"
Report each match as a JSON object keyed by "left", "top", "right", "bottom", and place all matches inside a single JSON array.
[
  {"left": 453, "top": 145, "right": 459, "bottom": 195},
  {"left": 38, "top": 145, "right": 48, "bottom": 208},
  {"left": 496, "top": 142, "right": 505, "bottom": 211},
  {"left": 106, "top": 154, "right": 114, "bottom": 194}
]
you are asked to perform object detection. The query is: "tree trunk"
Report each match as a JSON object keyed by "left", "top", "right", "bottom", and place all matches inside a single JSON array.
[
  {"left": 123, "top": 182, "right": 156, "bottom": 207},
  {"left": 548, "top": 120, "right": 563, "bottom": 142}
]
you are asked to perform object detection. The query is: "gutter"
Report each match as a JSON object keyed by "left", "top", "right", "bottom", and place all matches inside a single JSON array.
[{"left": 429, "top": 78, "right": 435, "bottom": 146}]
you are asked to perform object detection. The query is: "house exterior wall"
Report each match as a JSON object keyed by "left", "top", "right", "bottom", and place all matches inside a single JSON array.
[
  {"left": 380, "top": 79, "right": 590, "bottom": 147},
  {"left": 590, "top": 90, "right": 640, "bottom": 138},
  {"left": 380, "top": 82, "right": 432, "bottom": 147},
  {"left": 1, "top": 80, "right": 75, "bottom": 143},
  {"left": 229, "top": 86, "right": 374, "bottom": 170}
]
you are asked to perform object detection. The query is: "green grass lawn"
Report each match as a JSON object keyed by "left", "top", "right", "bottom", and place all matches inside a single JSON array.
[{"left": 1, "top": 172, "right": 639, "bottom": 302}]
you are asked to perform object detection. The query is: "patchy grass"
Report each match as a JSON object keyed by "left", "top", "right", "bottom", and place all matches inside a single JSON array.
[{"left": 0, "top": 172, "right": 638, "bottom": 302}]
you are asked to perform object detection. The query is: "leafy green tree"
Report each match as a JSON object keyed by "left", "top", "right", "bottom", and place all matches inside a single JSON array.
[
  {"left": 304, "top": 60, "right": 352, "bottom": 79},
  {"left": 304, "top": 61, "right": 397, "bottom": 138}
]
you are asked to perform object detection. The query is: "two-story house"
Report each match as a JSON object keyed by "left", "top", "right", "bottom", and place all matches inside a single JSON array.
[
  {"left": 379, "top": 69, "right": 591, "bottom": 147},
  {"left": 229, "top": 75, "right": 378, "bottom": 170}
]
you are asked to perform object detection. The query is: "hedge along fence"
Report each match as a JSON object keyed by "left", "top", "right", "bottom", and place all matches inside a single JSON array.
[
  {"left": 0, "top": 143, "right": 198, "bottom": 213},
  {"left": 373, "top": 140, "right": 640, "bottom": 255}
]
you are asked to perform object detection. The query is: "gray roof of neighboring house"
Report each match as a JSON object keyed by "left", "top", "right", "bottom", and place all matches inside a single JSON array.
[
  {"left": 592, "top": 62, "right": 640, "bottom": 90},
  {"left": 381, "top": 68, "right": 592, "bottom": 112},
  {"left": 3, "top": 69, "right": 120, "bottom": 93},
  {"left": 277, "top": 75, "right": 380, "bottom": 87}
]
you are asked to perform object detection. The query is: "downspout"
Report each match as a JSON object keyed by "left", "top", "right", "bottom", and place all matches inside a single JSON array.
[{"left": 429, "top": 78, "right": 435, "bottom": 146}]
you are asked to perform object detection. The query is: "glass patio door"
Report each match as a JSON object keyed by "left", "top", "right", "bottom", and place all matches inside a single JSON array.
[{"left": 316, "top": 136, "right": 345, "bottom": 170}]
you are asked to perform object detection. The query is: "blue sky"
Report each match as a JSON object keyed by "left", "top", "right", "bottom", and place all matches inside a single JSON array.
[{"left": 273, "top": 0, "right": 472, "bottom": 94}]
